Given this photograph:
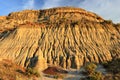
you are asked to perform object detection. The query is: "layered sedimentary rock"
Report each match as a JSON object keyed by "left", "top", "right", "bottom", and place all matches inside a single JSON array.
[
  {"left": 0, "top": 7, "right": 120, "bottom": 70},
  {"left": 0, "top": 7, "right": 104, "bottom": 33}
]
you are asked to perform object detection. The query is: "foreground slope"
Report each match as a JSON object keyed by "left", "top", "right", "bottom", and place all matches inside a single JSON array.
[{"left": 0, "top": 7, "right": 120, "bottom": 70}]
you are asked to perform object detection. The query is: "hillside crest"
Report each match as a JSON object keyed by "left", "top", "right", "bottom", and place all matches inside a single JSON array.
[{"left": 0, "top": 7, "right": 120, "bottom": 71}]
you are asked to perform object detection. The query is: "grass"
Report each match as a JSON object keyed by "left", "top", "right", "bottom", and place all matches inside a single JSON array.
[
  {"left": 0, "top": 59, "right": 27, "bottom": 80},
  {"left": 0, "top": 59, "right": 38, "bottom": 80}
]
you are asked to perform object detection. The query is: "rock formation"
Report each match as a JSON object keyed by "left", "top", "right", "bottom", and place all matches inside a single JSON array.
[{"left": 0, "top": 7, "right": 120, "bottom": 70}]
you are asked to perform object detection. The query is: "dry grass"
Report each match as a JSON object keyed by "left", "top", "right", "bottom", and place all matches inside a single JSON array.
[{"left": 0, "top": 59, "right": 37, "bottom": 80}]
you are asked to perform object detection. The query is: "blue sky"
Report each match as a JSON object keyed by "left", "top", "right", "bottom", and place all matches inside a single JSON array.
[{"left": 0, "top": 0, "right": 120, "bottom": 23}]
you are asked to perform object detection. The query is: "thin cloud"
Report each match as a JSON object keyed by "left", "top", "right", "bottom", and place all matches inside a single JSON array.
[
  {"left": 23, "top": 0, "right": 35, "bottom": 9},
  {"left": 42, "top": 0, "right": 60, "bottom": 9},
  {"left": 41, "top": 0, "right": 83, "bottom": 9},
  {"left": 79, "top": 0, "right": 120, "bottom": 23}
]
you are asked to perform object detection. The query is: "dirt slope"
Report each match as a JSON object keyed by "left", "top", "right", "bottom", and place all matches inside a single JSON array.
[{"left": 0, "top": 7, "right": 119, "bottom": 70}]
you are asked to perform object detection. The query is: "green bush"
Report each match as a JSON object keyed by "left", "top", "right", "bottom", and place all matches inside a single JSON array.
[
  {"left": 85, "top": 63, "right": 97, "bottom": 74},
  {"left": 83, "top": 63, "right": 104, "bottom": 80},
  {"left": 88, "top": 71, "right": 104, "bottom": 80}
]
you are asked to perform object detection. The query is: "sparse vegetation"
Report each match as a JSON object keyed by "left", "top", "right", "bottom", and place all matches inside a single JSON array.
[
  {"left": 45, "top": 74, "right": 65, "bottom": 79},
  {"left": 102, "top": 59, "right": 120, "bottom": 77},
  {"left": 82, "top": 63, "right": 104, "bottom": 80},
  {"left": 88, "top": 71, "right": 104, "bottom": 80},
  {"left": 55, "top": 74, "right": 65, "bottom": 79},
  {"left": 103, "top": 59, "right": 120, "bottom": 74},
  {"left": 82, "top": 59, "right": 120, "bottom": 80},
  {"left": 0, "top": 59, "right": 31, "bottom": 80},
  {"left": 0, "top": 7, "right": 120, "bottom": 80},
  {"left": 85, "top": 63, "right": 97, "bottom": 75},
  {"left": 104, "top": 20, "right": 113, "bottom": 24},
  {"left": 25, "top": 67, "right": 40, "bottom": 77}
]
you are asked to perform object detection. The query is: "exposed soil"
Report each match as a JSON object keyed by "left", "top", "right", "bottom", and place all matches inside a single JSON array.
[{"left": 43, "top": 66, "right": 68, "bottom": 75}]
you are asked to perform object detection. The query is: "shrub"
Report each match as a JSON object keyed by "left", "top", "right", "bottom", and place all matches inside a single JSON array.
[
  {"left": 85, "top": 63, "right": 97, "bottom": 74},
  {"left": 45, "top": 74, "right": 65, "bottom": 79},
  {"left": 88, "top": 71, "right": 104, "bottom": 80},
  {"left": 102, "top": 59, "right": 120, "bottom": 74},
  {"left": 25, "top": 67, "right": 40, "bottom": 77},
  {"left": 83, "top": 63, "right": 104, "bottom": 80},
  {"left": 104, "top": 20, "right": 113, "bottom": 23},
  {"left": 102, "top": 62, "right": 109, "bottom": 68}
]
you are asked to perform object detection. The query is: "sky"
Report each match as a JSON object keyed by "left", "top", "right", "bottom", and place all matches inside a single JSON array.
[{"left": 0, "top": 0, "right": 120, "bottom": 23}]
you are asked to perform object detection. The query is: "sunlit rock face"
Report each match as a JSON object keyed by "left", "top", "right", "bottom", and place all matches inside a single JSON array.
[{"left": 0, "top": 7, "right": 119, "bottom": 70}]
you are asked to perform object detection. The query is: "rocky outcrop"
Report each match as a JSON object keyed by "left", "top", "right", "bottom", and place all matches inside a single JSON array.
[
  {"left": 8, "top": 10, "right": 40, "bottom": 23},
  {"left": 0, "top": 7, "right": 120, "bottom": 70},
  {"left": 39, "top": 7, "right": 103, "bottom": 22},
  {"left": 0, "top": 7, "right": 104, "bottom": 33}
]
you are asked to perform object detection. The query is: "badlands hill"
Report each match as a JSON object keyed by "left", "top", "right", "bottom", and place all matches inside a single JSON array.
[{"left": 0, "top": 7, "right": 120, "bottom": 72}]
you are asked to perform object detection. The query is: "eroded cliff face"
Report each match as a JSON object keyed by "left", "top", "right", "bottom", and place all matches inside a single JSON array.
[
  {"left": 0, "top": 7, "right": 120, "bottom": 70},
  {"left": 0, "top": 7, "right": 103, "bottom": 32}
]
